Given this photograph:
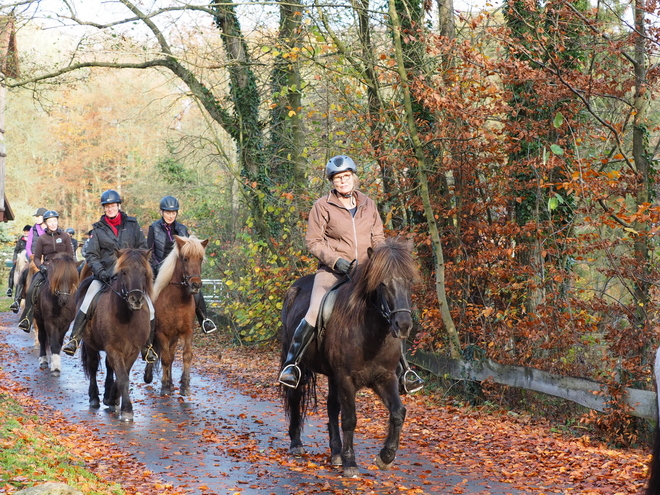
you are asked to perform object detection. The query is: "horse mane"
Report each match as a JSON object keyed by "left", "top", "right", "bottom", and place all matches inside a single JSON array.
[
  {"left": 333, "top": 238, "right": 419, "bottom": 329},
  {"left": 153, "top": 236, "right": 206, "bottom": 301},
  {"left": 114, "top": 249, "right": 154, "bottom": 298},
  {"left": 47, "top": 253, "right": 78, "bottom": 294}
]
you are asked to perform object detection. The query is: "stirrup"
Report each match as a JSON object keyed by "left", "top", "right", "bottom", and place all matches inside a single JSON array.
[
  {"left": 142, "top": 345, "right": 158, "bottom": 364},
  {"left": 402, "top": 369, "right": 424, "bottom": 394},
  {"left": 18, "top": 318, "right": 31, "bottom": 333},
  {"left": 278, "top": 363, "right": 301, "bottom": 389},
  {"left": 62, "top": 338, "right": 80, "bottom": 356},
  {"left": 201, "top": 318, "right": 217, "bottom": 334}
]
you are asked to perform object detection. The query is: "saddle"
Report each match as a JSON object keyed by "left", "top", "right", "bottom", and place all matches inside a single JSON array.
[{"left": 315, "top": 277, "right": 350, "bottom": 346}]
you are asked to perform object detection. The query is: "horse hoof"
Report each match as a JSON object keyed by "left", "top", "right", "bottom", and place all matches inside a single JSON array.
[
  {"left": 290, "top": 446, "right": 305, "bottom": 456},
  {"left": 160, "top": 387, "right": 172, "bottom": 396},
  {"left": 331, "top": 454, "right": 342, "bottom": 466},
  {"left": 90, "top": 399, "right": 100, "bottom": 409},
  {"left": 180, "top": 388, "right": 191, "bottom": 397},
  {"left": 343, "top": 466, "right": 360, "bottom": 478},
  {"left": 50, "top": 369, "right": 60, "bottom": 377},
  {"left": 375, "top": 454, "right": 394, "bottom": 471},
  {"left": 39, "top": 361, "right": 48, "bottom": 370},
  {"left": 120, "top": 412, "right": 134, "bottom": 422}
]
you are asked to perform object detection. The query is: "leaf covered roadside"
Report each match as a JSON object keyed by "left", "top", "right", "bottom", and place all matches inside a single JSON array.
[
  {"left": 197, "top": 339, "right": 652, "bottom": 494},
  {"left": 0, "top": 344, "right": 183, "bottom": 495}
]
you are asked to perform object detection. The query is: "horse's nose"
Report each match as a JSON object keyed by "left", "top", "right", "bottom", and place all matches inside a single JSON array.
[
  {"left": 393, "top": 315, "right": 413, "bottom": 339},
  {"left": 190, "top": 281, "right": 202, "bottom": 294}
]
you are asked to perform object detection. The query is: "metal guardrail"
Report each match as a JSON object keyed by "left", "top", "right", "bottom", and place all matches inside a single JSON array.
[{"left": 201, "top": 279, "right": 223, "bottom": 308}]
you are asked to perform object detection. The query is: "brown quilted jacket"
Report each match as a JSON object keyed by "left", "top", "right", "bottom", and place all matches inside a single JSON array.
[{"left": 305, "top": 189, "right": 385, "bottom": 272}]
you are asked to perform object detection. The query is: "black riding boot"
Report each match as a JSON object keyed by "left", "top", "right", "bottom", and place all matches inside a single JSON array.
[
  {"left": 194, "top": 292, "right": 217, "bottom": 334},
  {"left": 62, "top": 310, "right": 87, "bottom": 356},
  {"left": 278, "top": 319, "right": 315, "bottom": 389},
  {"left": 7, "top": 265, "right": 15, "bottom": 297},
  {"left": 10, "top": 282, "right": 23, "bottom": 313},
  {"left": 18, "top": 274, "right": 42, "bottom": 332},
  {"left": 398, "top": 350, "right": 424, "bottom": 395},
  {"left": 141, "top": 319, "right": 158, "bottom": 363}
]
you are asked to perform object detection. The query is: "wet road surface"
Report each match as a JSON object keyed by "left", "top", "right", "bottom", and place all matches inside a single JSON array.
[{"left": 0, "top": 316, "right": 530, "bottom": 494}]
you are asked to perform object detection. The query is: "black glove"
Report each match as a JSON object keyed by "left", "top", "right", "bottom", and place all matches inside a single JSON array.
[
  {"left": 39, "top": 264, "right": 48, "bottom": 275},
  {"left": 98, "top": 270, "right": 111, "bottom": 284},
  {"left": 334, "top": 258, "right": 354, "bottom": 275}
]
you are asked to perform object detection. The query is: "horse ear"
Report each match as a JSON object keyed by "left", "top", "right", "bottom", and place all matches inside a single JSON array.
[
  {"left": 367, "top": 247, "right": 374, "bottom": 259},
  {"left": 144, "top": 249, "right": 152, "bottom": 261},
  {"left": 201, "top": 239, "right": 209, "bottom": 248},
  {"left": 114, "top": 248, "right": 124, "bottom": 258},
  {"left": 174, "top": 236, "right": 186, "bottom": 250}
]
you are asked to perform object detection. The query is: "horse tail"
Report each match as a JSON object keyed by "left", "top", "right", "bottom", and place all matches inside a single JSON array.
[
  {"left": 647, "top": 348, "right": 660, "bottom": 494},
  {"left": 80, "top": 342, "right": 93, "bottom": 380}
]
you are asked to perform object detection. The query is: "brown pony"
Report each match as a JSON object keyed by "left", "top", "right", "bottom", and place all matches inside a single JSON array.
[
  {"left": 281, "top": 238, "right": 419, "bottom": 478},
  {"left": 33, "top": 253, "right": 79, "bottom": 376},
  {"left": 80, "top": 248, "right": 153, "bottom": 422},
  {"left": 144, "top": 236, "right": 208, "bottom": 396}
]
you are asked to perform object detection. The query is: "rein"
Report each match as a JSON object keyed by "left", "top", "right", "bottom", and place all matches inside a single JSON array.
[{"left": 105, "top": 279, "right": 146, "bottom": 302}]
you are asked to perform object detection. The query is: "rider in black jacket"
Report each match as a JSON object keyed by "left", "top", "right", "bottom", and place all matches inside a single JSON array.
[
  {"left": 147, "top": 196, "right": 216, "bottom": 334},
  {"left": 7, "top": 225, "right": 31, "bottom": 298},
  {"left": 62, "top": 189, "right": 157, "bottom": 361}
]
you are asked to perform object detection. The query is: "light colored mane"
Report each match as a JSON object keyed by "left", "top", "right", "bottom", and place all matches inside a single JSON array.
[{"left": 153, "top": 236, "right": 206, "bottom": 302}]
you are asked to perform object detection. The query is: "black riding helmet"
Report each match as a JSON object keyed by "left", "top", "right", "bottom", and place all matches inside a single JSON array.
[
  {"left": 159, "top": 195, "right": 180, "bottom": 211},
  {"left": 325, "top": 155, "right": 357, "bottom": 181},
  {"left": 42, "top": 210, "right": 59, "bottom": 220},
  {"left": 100, "top": 189, "right": 122, "bottom": 205},
  {"left": 65, "top": 228, "right": 75, "bottom": 235}
]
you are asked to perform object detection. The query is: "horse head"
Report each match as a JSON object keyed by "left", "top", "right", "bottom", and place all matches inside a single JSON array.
[
  {"left": 114, "top": 248, "right": 153, "bottom": 311},
  {"left": 47, "top": 254, "right": 79, "bottom": 307},
  {"left": 364, "top": 238, "right": 418, "bottom": 340},
  {"left": 174, "top": 236, "right": 209, "bottom": 295}
]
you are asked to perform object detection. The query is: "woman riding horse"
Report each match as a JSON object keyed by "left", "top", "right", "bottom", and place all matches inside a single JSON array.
[
  {"left": 277, "top": 155, "right": 424, "bottom": 394},
  {"left": 18, "top": 210, "right": 74, "bottom": 332},
  {"left": 62, "top": 189, "right": 157, "bottom": 362},
  {"left": 10, "top": 208, "right": 47, "bottom": 313},
  {"left": 147, "top": 195, "right": 216, "bottom": 334}
]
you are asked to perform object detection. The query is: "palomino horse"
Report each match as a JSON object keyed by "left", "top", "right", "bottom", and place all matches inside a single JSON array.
[
  {"left": 12, "top": 249, "right": 29, "bottom": 298},
  {"left": 79, "top": 248, "right": 153, "bottom": 422},
  {"left": 33, "top": 254, "right": 79, "bottom": 376},
  {"left": 144, "top": 236, "right": 208, "bottom": 396},
  {"left": 280, "top": 238, "right": 419, "bottom": 478}
]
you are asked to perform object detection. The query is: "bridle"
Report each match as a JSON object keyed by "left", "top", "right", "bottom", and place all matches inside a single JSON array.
[
  {"left": 105, "top": 278, "right": 145, "bottom": 303},
  {"left": 169, "top": 273, "right": 202, "bottom": 290},
  {"left": 377, "top": 285, "right": 412, "bottom": 325}
]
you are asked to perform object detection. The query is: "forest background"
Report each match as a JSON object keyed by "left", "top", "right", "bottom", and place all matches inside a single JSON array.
[{"left": 1, "top": 0, "right": 660, "bottom": 447}]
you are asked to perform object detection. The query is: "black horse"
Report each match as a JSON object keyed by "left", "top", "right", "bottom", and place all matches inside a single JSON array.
[
  {"left": 33, "top": 253, "right": 79, "bottom": 376},
  {"left": 80, "top": 248, "right": 153, "bottom": 422},
  {"left": 280, "top": 238, "right": 419, "bottom": 478}
]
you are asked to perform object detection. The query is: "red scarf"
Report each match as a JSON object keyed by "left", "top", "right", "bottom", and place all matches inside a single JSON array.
[{"left": 104, "top": 213, "right": 122, "bottom": 236}]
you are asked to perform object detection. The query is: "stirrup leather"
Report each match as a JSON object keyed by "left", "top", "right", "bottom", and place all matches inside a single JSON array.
[
  {"left": 278, "top": 363, "right": 302, "bottom": 389},
  {"left": 402, "top": 369, "right": 424, "bottom": 394}
]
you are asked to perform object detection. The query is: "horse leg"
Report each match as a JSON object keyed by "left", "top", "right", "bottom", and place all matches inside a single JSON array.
[
  {"left": 179, "top": 332, "right": 193, "bottom": 396},
  {"left": 47, "top": 324, "right": 62, "bottom": 376},
  {"left": 115, "top": 363, "right": 134, "bottom": 422},
  {"left": 103, "top": 357, "right": 118, "bottom": 409},
  {"left": 38, "top": 324, "right": 48, "bottom": 370},
  {"left": 338, "top": 381, "right": 360, "bottom": 478},
  {"left": 372, "top": 378, "right": 407, "bottom": 470},
  {"left": 160, "top": 337, "right": 175, "bottom": 396},
  {"left": 86, "top": 349, "right": 101, "bottom": 409},
  {"left": 327, "top": 377, "right": 342, "bottom": 466},
  {"left": 287, "top": 386, "right": 305, "bottom": 456}
]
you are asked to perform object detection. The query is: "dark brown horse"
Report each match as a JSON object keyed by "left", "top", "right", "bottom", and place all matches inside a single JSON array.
[
  {"left": 80, "top": 248, "right": 153, "bottom": 422},
  {"left": 280, "top": 238, "right": 419, "bottom": 478},
  {"left": 33, "top": 253, "right": 79, "bottom": 376},
  {"left": 144, "top": 236, "right": 208, "bottom": 396}
]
